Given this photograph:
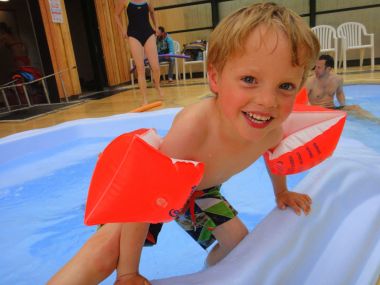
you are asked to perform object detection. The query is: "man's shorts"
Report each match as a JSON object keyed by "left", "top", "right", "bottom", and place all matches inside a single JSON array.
[
  {"left": 331, "top": 105, "right": 345, "bottom": 110},
  {"left": 145, "top": 185, "right": 237, "bottom": 249}
]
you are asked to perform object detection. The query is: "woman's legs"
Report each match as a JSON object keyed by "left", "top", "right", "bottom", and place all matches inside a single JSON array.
[
  {"left": 129, "top": 37, "right": 149, "bottom": 105},
  {"left": 144, "top": 35, "right": 163, "bottom": 99}
]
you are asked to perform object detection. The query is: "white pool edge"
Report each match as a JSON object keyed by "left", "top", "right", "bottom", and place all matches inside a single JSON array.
[{"left": 0, "top": 108, "right": 182, "bottom": 164}]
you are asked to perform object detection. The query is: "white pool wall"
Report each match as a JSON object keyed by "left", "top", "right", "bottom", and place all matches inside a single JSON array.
[{"left": 0, "top": 108, "right": 181, "bottom": 165}]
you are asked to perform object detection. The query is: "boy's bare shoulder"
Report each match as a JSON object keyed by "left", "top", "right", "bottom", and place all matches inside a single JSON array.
[
  {"left": 160, "top": 99, "right": 214, "bottom": 159},
  {"left": 179, "top": 99, "right": 211, "bottom": 121},
  {"left": 172, "top": 100, "right": 212, "bottom": 138}
]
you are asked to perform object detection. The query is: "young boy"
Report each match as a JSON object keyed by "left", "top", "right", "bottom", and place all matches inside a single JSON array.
[{"left": 48, "top": 3, "right": 320, "bottom": 285}]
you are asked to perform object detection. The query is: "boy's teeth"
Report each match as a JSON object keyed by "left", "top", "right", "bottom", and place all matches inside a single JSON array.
[{"left": 245, "top": 112, "right": 271, "bottom": 122}]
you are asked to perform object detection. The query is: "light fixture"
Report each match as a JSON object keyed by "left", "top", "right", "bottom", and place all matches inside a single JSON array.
[{"left": 0, "top": 0, "right": 10, "bottom": 2}]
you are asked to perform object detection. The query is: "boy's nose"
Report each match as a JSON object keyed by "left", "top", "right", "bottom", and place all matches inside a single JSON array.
[{"left": 253, "top": 89, "right": 278, "bottom": 108}]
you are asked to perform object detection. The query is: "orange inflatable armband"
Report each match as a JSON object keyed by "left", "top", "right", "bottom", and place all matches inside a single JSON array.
[
  {"left": 294, "top": 87, "right": 309, "bottom": 105},
  {"left": 84, "top": 129, "right": 204, "bottom": 225},
  {"left": 264, "top": 105, "right": 346, "bottom": 175}
]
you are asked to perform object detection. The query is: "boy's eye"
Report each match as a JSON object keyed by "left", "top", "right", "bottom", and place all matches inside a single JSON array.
[
  {"left": 279, "top": 83, "right": 295, "bottom": 91},
  {"left": 241, "top": 76, "right": 256, "bottom": 84}
]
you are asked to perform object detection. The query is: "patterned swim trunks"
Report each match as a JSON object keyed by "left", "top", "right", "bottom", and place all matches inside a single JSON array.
[
  {"left": 99, "top": 185, "right": 237, "bottom": 249},
  {"left": 175, "top": 185, "right": 238, "bottom": 249}
]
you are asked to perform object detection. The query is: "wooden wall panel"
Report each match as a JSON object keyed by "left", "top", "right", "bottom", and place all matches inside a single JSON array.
[
  {"left": 94, "top": 0, "right": 131, "bottom": 86},
  {"left": 219, "top": 0, "right": 309, "bottom": 20},
  {"left": 156, "top": 3, "right": 212, "bottom": 32},
  {"left": 152, "top": 0, "right": 201, "bottom": 8},
  {"left": 317, "top": 0, "right": 378, "bottom": 11},
  {"left": 155, "top": 2, "right": 212, "bottom": 58},
  {"left": 38, "top": 0, "right": 81, "bottom": 99}
]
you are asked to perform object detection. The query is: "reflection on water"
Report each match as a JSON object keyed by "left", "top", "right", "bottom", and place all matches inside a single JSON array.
[{"left": 342, "top": 84, "right": 380, "bottom": 151}]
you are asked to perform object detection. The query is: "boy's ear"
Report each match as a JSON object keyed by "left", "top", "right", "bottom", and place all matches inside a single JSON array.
[{"left": 208, "top": 64, "right": 219, "bottom": 94}]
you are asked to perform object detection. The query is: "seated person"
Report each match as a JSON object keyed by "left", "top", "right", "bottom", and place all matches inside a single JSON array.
[
  {"left": 156, "top": 26, "right": 175, "bottom": 82},
  {"left": 0, "top": 22, "right": 30, "bottom": 68},
  {"left": 306, "top": 54, "right": 380, "bottom": 123}
]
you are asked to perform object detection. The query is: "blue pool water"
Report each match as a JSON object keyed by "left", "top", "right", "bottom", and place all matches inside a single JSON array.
[
  {"left": 0, "top": 84, "right": 379, "bottom": 284},
  {"left": 340, "top": 84, "right": 380, "bottom": 151}
]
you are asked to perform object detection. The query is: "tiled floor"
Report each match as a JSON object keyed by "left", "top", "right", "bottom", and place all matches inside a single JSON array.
[{"left": 1, "top": 65, "right": 380, "bottom": 139}]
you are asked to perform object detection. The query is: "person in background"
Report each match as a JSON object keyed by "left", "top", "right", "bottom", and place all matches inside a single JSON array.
[
  {"left": 115, "top": 0, "right": 163, "bottom": 105},
  {"left": 0, "top": 22, "right": 30, "bottom": 68},
  {"left": 306, "top": 54, "right": 380, "bottom": 123},
  {"left": 156, "top": 26, "right": 175, "bottom": 83}
]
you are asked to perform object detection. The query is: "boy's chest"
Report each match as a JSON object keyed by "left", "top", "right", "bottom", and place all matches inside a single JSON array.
[{"left": 196, "top": 143, "right": 267, "bottom": 188}]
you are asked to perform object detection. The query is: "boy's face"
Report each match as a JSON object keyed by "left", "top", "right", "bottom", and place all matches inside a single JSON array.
[{"left": 209, "top": 25, "right": 304, "bottom": 142}]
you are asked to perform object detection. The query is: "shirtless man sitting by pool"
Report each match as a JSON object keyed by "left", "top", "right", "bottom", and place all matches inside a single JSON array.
[{"left": 306, "top": 54, "right": 379, "bottom": 123}]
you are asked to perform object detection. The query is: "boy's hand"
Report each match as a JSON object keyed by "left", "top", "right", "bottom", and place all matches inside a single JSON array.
[
  {"left": 276, "top": 191, "right": 312, "bottom": 216},
  {"left": 114, "top": 272, "right": 151, "bottom": 285}
]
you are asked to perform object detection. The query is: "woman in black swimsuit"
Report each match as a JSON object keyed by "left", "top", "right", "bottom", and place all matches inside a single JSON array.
[{"left": 115, "top": 0, "right": 163, "bottom": 105}]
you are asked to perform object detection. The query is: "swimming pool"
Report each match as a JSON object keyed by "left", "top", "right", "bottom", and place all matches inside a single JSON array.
[
  {"left": 340, "top": 84, "right": 380, "bottom": 151},
  {"left": 0, "top": 85, "right": 379, "bottom": 284}
]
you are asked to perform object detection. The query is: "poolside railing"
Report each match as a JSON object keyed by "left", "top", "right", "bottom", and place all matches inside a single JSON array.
[{"left": 0, "top": 66, "right": 76, "bottom": 114}]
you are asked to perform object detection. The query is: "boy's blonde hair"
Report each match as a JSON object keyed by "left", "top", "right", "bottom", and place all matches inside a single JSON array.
[{"left": 207, "top": 2, "right": 320, "bottom": 84}]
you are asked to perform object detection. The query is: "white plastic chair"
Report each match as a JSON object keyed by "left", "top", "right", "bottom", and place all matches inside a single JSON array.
[
  {"left": 311, "top": 25, "right": 338, "bottom": 70},
  {"left": 130, "top": 58, "right": 151, "bottom": 89},
  {"left": 158, "top": 40, "right": 180, "bottom": 82},
  {"left": 337, "top": 22, "right": 375, "bottom": 71},
  {"left": 183, "top": 43, "right": 207, "bottom": 81}
]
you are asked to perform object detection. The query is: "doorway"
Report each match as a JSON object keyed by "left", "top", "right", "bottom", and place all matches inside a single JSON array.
[{"left": 64, "top": 0, "right": 107, "bottom": 93}]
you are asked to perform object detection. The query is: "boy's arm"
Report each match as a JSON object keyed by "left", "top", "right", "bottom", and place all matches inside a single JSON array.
[
  {"left": 266, "top": 162, "right": 312, "bottom": 216},
  {"left": 47, "top": 223, "right": 149, "bottom": 285},
  {"left": 117, "top": 223, "right": 151, "bottom": 284},
  {"left": 160, "top": 107, "right": 205, "bottom": 160}
]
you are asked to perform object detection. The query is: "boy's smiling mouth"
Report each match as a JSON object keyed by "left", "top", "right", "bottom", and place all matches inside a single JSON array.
[{"left": 242, "top": 111, "right": 273, "bottom": 128}]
